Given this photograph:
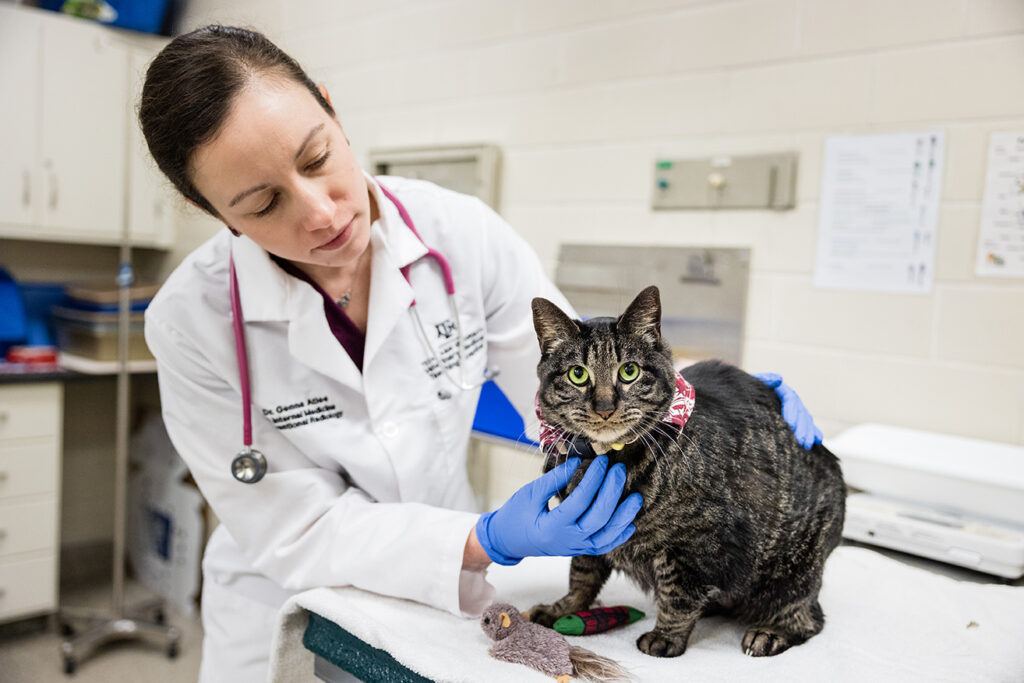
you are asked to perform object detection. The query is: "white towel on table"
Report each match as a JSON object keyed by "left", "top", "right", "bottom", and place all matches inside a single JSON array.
[{"left": 268, "top": 545, "right": 1024, "bottom": 682}]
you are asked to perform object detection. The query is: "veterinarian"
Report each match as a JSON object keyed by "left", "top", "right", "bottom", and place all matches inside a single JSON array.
[{"left": 140, "top": 26, "right": 822, "bottom": 682}]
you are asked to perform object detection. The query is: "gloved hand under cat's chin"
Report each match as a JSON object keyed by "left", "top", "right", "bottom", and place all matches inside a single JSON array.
[{"left": 475, "top": 455, "right": 643, "bottom": 566}]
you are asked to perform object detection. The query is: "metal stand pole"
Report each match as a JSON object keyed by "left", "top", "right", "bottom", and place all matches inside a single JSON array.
[
  {"left": 57, "top": 105, "right": 181, "bottom": 670},
  {"left": 57, "top": 248, "right": 181, "bottom": 675}
]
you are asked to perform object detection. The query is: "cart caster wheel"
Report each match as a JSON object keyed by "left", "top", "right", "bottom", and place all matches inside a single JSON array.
[
  {"left": 167, "top": 642, "right": 179, "bottom": 659},
  {"left": 64, "top": 656, "right": 76, "bottom": 675},
  {"left": 154, "top": 609, "right": 165, "bottom": 625},
  {"left": 59, "top": 622, "right": 75, "bottom": 637}
]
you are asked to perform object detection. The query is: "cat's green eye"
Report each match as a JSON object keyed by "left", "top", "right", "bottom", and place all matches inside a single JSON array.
[
  {"left": 567, "top": 365, "right": 590, "bottom": 385},
  {"left": 618, "top": 362, "right": 640, "bottom": 383}
]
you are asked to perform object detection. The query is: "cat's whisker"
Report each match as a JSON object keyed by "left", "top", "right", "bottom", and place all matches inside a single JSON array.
[
  {"left": 652, "top": 427, "right": 693, "bottom": 465},
  {"left": 647, "top": 420, "right": 694, "bottom": 454},
  {"left": 622, "top": 421, "right": 670, "bottom": 470},
  {"left": 635, "top": 411, "right": 673, "bottom": 437},
  {"left": 637, "top": 420, "right": 689, "bottom": 466},
  {"left": 643, "top": 430, "right": 673, "bottom": 467},
  {"left": 635, "top": 431, "right": 662, "bottom": 469}
]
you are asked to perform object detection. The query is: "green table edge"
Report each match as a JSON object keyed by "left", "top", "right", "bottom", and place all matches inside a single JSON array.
[{"left": 303, "top": 611, "right": 434, "bottom": 683}]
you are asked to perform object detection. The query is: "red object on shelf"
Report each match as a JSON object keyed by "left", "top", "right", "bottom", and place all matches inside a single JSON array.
[{"left": 6, "top": 345, "right": 59, "bottom": 364}]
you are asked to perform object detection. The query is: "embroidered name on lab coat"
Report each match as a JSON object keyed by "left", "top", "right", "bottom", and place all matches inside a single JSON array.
[
  {"left": 262, "top": 395, "right": 343, "bottom": 430},
  {"left": 420, "top": 324, "right": 485, "bottom": 379}
]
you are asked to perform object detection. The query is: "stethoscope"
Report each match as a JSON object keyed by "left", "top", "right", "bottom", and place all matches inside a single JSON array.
[{"left": 229, "top": 182, "right": 499, "bottom": 484}]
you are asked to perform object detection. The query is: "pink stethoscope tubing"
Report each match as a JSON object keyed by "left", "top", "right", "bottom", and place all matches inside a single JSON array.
[{"left": 228, "top": 182, "right": 497, "bottom": 483}]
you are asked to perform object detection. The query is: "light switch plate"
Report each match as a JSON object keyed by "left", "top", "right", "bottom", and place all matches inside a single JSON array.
[{"left": 652, "top": 152, "right": 798, "bottom": 210}]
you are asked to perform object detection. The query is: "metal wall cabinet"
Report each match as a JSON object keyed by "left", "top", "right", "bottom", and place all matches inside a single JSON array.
[
  {"left": 369, "top": 145, "right": 502, "bottom": 210},
  {"left": 0, "top": 383, "right": 63, "bottom": 623},
  {"left": 555, "top": 245, "right": 750, "bottom": 365}
]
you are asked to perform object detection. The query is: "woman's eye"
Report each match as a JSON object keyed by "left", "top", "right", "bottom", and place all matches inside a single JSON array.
[
  {"left": 618, "top": 362, "right": 640, "bottom": 383},
  {"left": 567, "top": 365, "right": 589, "bottom": 385},
  {"left": 306, "top": 150, "right": 331, "bottom": 171},
  {"left": 254, "top": 193, "right": 279, "bottom": 217}
]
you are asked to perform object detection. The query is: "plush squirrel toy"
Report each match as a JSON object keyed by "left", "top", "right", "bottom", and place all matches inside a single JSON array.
[{"left": 480, "top": 602, "right": 632, "bottom": 682}]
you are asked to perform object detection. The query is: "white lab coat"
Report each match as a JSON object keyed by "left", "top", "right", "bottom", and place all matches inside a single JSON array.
[{"left": 145, "top": 175, "right": 571, "bottom": 680}]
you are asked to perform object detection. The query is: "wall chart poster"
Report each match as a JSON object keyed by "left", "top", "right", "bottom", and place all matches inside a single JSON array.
[
  {"left": 976, "top": 132, "right": 1024, "bottom": 278},
  {"left": 814, "top": 131, "right": 944, "bottom": 294}
]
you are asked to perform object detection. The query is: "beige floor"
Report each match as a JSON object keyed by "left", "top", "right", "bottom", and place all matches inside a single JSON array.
[{"left": 0, "top": 581, "right": 203, "bottom": 683}]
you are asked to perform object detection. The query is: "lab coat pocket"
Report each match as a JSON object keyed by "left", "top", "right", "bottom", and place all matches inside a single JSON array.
[{"left": 425, "top": 376, "right": 479, "bottom": 478}]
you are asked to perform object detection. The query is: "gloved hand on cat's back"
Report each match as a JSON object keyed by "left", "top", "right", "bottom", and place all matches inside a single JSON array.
[
  {"left": 752, "top": 372, "right": 823, "bottom": 450},
  {"left": 475, "top": 455, "right": 642, "bottom": 566}
]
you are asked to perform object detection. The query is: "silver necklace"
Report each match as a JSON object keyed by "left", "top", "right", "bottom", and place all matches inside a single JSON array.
[{"left": 337, "top": 292, "right": 351, "bottom": 308}]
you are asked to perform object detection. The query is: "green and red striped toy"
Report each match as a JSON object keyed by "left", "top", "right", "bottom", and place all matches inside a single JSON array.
[{"left": 552, "top": 606, "right": 645, "bottom": 636}]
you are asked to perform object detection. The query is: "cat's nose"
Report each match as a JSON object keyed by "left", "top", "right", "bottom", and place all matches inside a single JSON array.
[{"left": 595, "top": 408, "right": 614, "bottom": 420}]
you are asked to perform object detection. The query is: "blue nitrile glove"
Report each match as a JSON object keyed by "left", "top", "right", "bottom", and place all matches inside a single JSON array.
[
  {"left": 475, "top": 455, "right": 643, "bottom": 566},
  {"left": 753, "top": 372, "right": 823, "bottom": 450}
]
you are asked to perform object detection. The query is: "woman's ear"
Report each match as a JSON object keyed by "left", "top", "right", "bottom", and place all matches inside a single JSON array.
[
  {"left": 318, "top": 83, "right": 333, "bottom": 108},
  {"left": 319, "top": 83, "right": 350, "bottom": 143}
]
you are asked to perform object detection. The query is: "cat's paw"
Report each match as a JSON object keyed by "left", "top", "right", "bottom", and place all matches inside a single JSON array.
[
  {"left": 526, "top": 603, "right": 564, "bottom": 629},
  {"left": 636, "top": 629, "right": 687, "bottom": 657},
  {"left": 742, "top": 628, "right": 792, "bottom": 657}
]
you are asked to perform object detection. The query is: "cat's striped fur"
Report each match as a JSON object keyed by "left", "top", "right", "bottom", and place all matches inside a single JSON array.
[{"left": 528, "top": 286, "right": 845, "bottom": 658}]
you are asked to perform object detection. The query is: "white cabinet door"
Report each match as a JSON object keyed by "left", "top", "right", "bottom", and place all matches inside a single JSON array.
[
  {"left": 0, "top": 554, "right": 58, "bottom": 622},
  {"left": 127, "top": 45, "right": 176, "bottom": 248},
  {"left": 39, "top": 13, "right": 128, "bottom": 243},
  {"left": 0, "top": 500, "right": 59, "bottom": 557},
  {"left": 0, "top": 6, "right": 43, "bottom": 231},
  {"left": 0, "top": 382, "right": 63, "bottom": 441}
]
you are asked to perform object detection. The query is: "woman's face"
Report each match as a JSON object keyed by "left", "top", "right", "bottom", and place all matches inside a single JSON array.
[{"left": 191, "top": 75, "right": 372, "bottom": 272}]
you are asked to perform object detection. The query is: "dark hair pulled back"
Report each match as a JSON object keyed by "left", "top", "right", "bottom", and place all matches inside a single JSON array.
[{"left": 138, "top": 25, "right": 335, "bottom": 216}]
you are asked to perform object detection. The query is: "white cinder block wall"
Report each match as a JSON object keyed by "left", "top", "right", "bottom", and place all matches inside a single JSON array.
[{"left": 174, "top": 0, "right": 1024, "bottom": 447}]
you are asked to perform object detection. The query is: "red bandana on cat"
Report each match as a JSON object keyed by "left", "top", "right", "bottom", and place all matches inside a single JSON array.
[{"left": 536, "top": 370, "right": 696, "bottom": 450}]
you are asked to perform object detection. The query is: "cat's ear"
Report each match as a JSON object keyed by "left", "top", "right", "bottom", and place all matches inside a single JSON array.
[
  {"left": 532, "top": 298, "right": 579, "bottom": 355},
  {"left": 619, "top": 286, "right": 662, "bottom": 343}
]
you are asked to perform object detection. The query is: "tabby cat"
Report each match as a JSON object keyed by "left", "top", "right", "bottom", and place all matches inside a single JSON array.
[{"left": 527, "top": 286, "right": 845, "bottom": 658}]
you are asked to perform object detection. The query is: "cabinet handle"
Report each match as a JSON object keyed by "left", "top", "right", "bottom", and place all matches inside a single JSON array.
[
  {"left": 22, "top": 170, "right": 31, "bottom": 207},
  {"left": 0, "top": 471, "right": 7, "bottom": 482},
  {"left": 49, "top": 169, "right": 59, "bottom": 209},
  {"left": 0, "top": 529, "right": 6, "bottom": 540},
  {"left": 0, "top": 410, "right": 7, "bottom": 423}
]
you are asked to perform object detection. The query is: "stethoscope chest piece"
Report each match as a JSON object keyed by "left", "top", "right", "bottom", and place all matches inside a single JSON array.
[{"left": 232, "top": 447, "right": 267, "bottom": 484}]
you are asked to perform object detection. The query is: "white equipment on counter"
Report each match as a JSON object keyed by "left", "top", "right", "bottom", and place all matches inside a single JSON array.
[{"left": 826, "top": 424, "right": 1024, "bottom": 579}]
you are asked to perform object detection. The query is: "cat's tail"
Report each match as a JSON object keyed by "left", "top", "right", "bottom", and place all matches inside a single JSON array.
[{"left": 568, "top": 645, "right": 633, "bottom": 682}]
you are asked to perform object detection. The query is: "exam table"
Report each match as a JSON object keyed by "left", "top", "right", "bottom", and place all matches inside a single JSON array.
[
  {"left": 273, "top": 545, "right": 1024, "bottom": 682},
  {"left": 272, "top": 390, "right": 1024, "bottom": 682}
]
